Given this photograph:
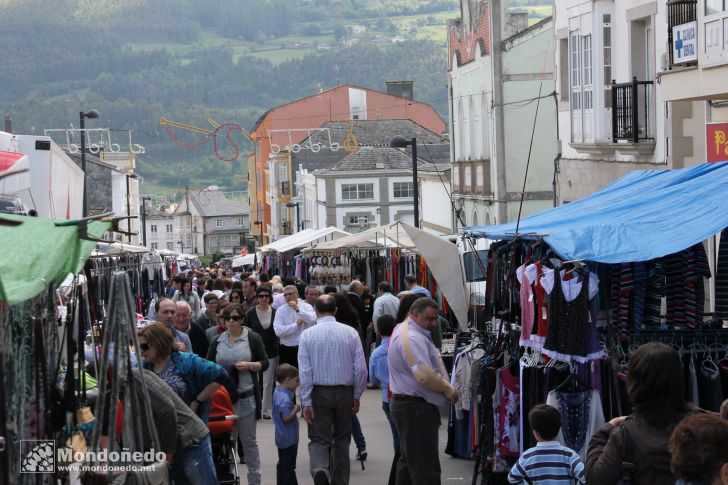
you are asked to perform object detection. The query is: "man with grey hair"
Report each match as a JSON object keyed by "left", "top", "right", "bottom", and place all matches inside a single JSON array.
[
  {"left": 346, "top": 280, "right": 366, "bottom": 334},
  {"left": 176, "top": 300, "right": 209, "bottom": 359},
  {"left": 274, "top": 284, "right": 316, "bottom": 367},
  {"left": 271, "top": 282, "right": 286, "bottom": 310},
  {"left": 305, "top": 285, "right": 321, "bottom": 307}
]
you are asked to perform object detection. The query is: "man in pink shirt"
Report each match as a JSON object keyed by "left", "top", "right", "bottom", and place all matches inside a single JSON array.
[{"left": 387, "top": 297, "right": 458, "bottom": 485}]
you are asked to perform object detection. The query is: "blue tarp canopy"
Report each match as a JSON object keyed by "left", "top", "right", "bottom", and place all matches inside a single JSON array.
[{"left": 465, "top": 162, "right": 728, "bottom": 264}]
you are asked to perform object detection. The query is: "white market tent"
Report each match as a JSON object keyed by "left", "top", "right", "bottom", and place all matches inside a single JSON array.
[
  {"left": 307, "top": 221, "right": 469, "bottom": 330},
  {"left": 259, "top": 227, "right": 351, "bottom": 254},
  {"left": 232, "top": 252, "right": 260, "bottom": 268},
  {"left": 93, "top": 241, "right": 150, "bottom": 255}
]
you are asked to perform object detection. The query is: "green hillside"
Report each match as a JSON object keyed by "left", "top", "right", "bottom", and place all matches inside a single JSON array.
[{"left": 0, "top": 0, "right": 550, "bottom": 199}]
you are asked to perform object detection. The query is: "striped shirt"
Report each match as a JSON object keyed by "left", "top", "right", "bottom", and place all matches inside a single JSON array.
[
  {"left": 298, "top": 316, "right": 367, "bottom": 407},
  {"left": 507, "top": 441, "right": 585, "bottom": 485}
]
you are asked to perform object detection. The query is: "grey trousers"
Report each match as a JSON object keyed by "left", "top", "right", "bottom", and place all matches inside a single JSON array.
[
  {"left": 307, "top": 385, "right": 354, "bottom": 485},
  {"left": 390, "top": 399, "right": 442, "bottom": 485}
]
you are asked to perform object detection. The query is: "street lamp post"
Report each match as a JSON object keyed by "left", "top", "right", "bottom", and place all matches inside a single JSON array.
[
  {"left": 390, "top": 136, "right": 419, "bottom": 228},
  {"left": 125, "top": 173, "right": 138, "bottom": 243},
  {"left": 80, "top": 109, "right": 100, "bottom": 217},
  {"left": 285, "top": 202, "right": 301, "bottom": 232},
  {"left": 140, "top": 196, "right": 151, "bottom": 247}
]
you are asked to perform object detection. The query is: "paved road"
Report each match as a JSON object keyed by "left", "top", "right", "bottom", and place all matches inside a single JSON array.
[{"left": 232, "top": 387, "right": 474, "bottom": 484}]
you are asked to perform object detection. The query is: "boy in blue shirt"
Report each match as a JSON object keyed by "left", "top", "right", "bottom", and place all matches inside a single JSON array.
[
  {"left": 508, "top": 404, "right": 585, "bottom": 484},
  {"left": 368, "top": 314, "right": 399, "bottom": 485},
  {"left": 272, "top": 363, "right": 301, "bottom": 485}
]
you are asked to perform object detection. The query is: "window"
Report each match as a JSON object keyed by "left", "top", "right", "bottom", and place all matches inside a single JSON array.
[
  {"left": 393, "top": 182, "right": 414, "bottom": 198},
  {"left": 349, "top": 215, "right": 369, "bottom": 225},
  {"left": 151, "top": 242, "right": 158, "bottom": 250},
  {"left": 150, "top": 224, "right": 157, "bottom": 233},
  {"left": 452, "top": 165, "right": 460, "bottom": 191},
  {"left": 705, "top": 0, "right": 724, "bottom": 16},
  {"left": 237, "top": 217, "right": 243, "bottom": 226},
  {"left": 569, "top": 12, "right": 594, "bottom": 143},
  {"left": 463, "top": 250, "right": 489, "bottom": 282},
  {"left": 166, "top": 224, "right": 173, "bottom": 233},
  {"left": 458, "top": 98, "right": 466, "bottom": 160},
  {"left": 464, "top": 165, "right": 472, "bottom": 192},
  {"left": 215, "top": 218, "right": 223, "bottom": 228},
  {"left": 468, "top": 95, "right": 477, "bottom": 159},
  {"left": 341, "top": 183, "right": 374, "bottom": 200},
  {"left": 166, "top": 242, "right": 174, "bottom": 250},
  {"left": 603, "top": 14, "right": 612, "bottom": 107},
  {"left": 476, "top": 164, "right": 484, "bottom": 191},
  {"left": 559, "top": 38, "right": 569, "bottom": 102}
]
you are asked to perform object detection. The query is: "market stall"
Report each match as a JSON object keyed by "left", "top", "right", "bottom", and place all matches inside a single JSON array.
[
  {"left": 448, "top": 162, "right": 728, "bottom": 479},
  {"left": 257, "top": 227, "right": 350, "bottom": 278},
  {"left": 304, "top": 220, "right": 469, "bottom": 331}
]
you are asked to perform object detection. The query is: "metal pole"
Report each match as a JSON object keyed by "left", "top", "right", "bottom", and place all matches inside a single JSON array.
[
  {"left": 80, "top": 112, "right": 87, "bottom": 217},
  {"left": 411, "top": 138, "right": 419, "bottom": 228},
  {"left": 126, "top": 174, "right": 132, "bottom": 243},
  {"left": 296, "top": 203, "right": 301, "bottom": 232},
  {"left": 140, "top": 198, "right": 148, "bottom": 247}
]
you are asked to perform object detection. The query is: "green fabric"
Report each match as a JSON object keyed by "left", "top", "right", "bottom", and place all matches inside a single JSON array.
[{"left": 0, "top": 214, "right": 111, "bottom": 305}]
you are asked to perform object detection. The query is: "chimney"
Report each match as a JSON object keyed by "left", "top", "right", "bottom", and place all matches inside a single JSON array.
[
  {"left": 4, "top": 116, "right": 11, "bottom": 133},
  {"left": 386, "top": 80, "right": 414, "bottom": 100}
]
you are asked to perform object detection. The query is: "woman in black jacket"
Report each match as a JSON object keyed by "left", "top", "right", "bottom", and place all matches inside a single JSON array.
[{"left": 245, "top": 284, "right": 278, "bottom": 419}]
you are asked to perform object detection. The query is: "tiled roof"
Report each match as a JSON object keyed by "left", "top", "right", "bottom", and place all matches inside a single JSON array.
[
  {"left": 317, "top": 146, "right": 438, "bottom": 174},
  {"left": 292, "top": 119, "right": 450, "bottom": 171},
  {"left": 178, "top": 190, "right": 249, "bottom": 217}
]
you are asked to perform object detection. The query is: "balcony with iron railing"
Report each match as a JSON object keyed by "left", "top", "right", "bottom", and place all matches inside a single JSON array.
[
  {"left": 667, "top": 0, "right": 698, "bottom": 68},
  {"left": 611, "top": 78, "right": 655, "bottom": 152}
]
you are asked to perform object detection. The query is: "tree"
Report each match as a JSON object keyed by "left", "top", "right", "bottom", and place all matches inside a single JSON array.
[{"left": 334, "top": 24, "right": 348, "bottom": 40}]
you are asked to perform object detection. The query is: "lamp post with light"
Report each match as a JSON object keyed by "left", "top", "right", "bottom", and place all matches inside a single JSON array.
[
  {"left": 390, "top": 135, "right": 419, "bottom": 228},
  {"left": 80, "top": 109, "right": 100, "bottom": 217}
]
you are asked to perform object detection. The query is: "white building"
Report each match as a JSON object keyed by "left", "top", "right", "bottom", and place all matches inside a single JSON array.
[
  {"left": 142, "top": 202, "right": 176, "bottom": 252},
  {"left": 305, "top": 147, "right": 449, "bottom": 234},
  {"left": 448, "top": 0, "right": 557, "bottom": 229},
  {"left": 553, "top": 0, "right": 719, "bottom": 202}
]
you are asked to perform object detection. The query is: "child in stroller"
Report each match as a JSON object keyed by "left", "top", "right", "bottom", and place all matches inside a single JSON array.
[{"left": 207, "top": 387, "right": 240, "bottom": 485}]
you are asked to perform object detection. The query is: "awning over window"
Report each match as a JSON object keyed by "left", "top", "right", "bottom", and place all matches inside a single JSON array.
[{"left": 466, "top": 162, "right": 728, "bottom": 264}]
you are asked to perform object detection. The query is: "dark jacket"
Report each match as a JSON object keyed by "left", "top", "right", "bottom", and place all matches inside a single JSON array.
[
  {"left": 346, "top": 292, "right": 367, "bottom": 330},
  {"left": 206, "top": 329, "right": 269, "bottom": 420},
  {"left": 188, "top": 322, "right": 210, "bottom": 359},
  {"left": 245, "top": 306, "right": 278, "bottom": 358},
  {"left": 586, "top": 410, "right": 703, "bottom": 485}
]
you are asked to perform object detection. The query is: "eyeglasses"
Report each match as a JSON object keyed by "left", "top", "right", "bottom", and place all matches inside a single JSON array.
[
  {"left": 140, "top": 343, "right": 150, "bottom": 351},
  {"left": 258, "top": 294, "right": 271, "bottom": 299},
  {"left": 225, "top": 315, "right": 244, "bottom": 321}
]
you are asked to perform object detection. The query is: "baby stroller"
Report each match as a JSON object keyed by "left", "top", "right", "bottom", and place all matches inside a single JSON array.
[{"left": 207, "top": 387, "right": 240, "bottom": 485}]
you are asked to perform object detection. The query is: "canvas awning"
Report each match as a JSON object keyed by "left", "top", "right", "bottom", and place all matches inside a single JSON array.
[
  {"left": 232, "top": 252, "right": 260, "bottom": 268},
  {"left": 259, "top": 227, "right": 350, "bottom": 254},
  {"left": 0, "top": 214, "right": 111, "bottom": 305},
  {"left": 308, "top": 221, "right": 469, "bottom": 330},
  {"left": 466, "top": 162, "right": 728, "bottom": 264}
]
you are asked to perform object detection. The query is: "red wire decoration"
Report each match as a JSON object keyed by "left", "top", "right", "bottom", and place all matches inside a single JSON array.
[{"left": 165, "top": 122, "right": 248, "bottom": 163}]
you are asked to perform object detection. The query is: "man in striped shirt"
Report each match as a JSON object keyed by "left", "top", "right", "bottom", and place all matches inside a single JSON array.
[{"left": 508, "top": 404, "right": 586, "bottom": 485}]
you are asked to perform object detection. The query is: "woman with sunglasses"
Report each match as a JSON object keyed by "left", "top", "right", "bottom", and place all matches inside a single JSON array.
[
  {"left": 207, "top": 304, "right": 269, "bottom": 485},
  {"left": 229, "top": 288, "right": 245, "bottom": 305},
  {"left": 246, "top": 285, "right": 278, "bottom": 419},
  {"left": 138, "top": 323, "right": 228, "bottom": 421}
]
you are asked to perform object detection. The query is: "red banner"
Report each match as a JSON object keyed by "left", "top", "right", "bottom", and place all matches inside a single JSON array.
[{"left": 707, "top": 122, "right": 728, "bottom": 163}]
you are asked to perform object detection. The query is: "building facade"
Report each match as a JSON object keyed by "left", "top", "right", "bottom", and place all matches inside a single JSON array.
[
  {"left": 305, "top": 147, "right": 448, "bottom": 234},
  {"left": 553, "top": 0, "right": 717, "bottom": 204},
  {"left": 174, "top": 189, "right": 250, "bottom": 256},
  {"left": 448, "top": 0, "right": 557, "bottom": 231},
  {"left": 247, "top": 83, "right": 447, "bottom": 244}
]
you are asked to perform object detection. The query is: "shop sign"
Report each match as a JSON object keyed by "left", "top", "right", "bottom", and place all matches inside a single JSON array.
[
  {"left": 673, "top": 21, "right": 697, "bottom": 64},
  {"left": 707, "top": 122, "right": 728, "bottom": 163}
]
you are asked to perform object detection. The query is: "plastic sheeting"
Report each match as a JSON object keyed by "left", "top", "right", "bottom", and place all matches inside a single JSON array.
[
  {"left": 0, "top": 214, "right": 111, "bottom": 304},
  {"left": 308, "top": 221, "right": 470, "bottom": 330},
  {"left": 466, "top": 162, "right": 728, "bottom": 264}
]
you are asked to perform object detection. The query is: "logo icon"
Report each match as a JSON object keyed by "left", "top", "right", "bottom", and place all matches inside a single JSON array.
[{"left": 20, "top": 440, "right": 55, "bottom": 473}]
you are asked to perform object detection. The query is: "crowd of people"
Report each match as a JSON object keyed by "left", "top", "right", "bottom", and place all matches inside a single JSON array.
[
  {"left": 135, "top": 266, "right": 455, "bottom": 485},
  {"left": 133, "top": 266, "right": 728, "bottom": 485}
]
